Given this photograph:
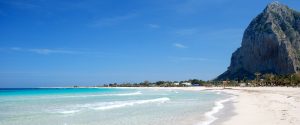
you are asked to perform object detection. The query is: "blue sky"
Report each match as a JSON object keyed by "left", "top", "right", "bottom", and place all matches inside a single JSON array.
[{"left": 0, "top": 0, "right": 299, "bottom": 87}]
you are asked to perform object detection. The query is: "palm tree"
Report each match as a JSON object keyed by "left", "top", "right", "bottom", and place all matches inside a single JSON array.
[
  {"left": 263, "top": 74, "right": 269, "bottom": 86},
  {"left": 263, "top": 73, "right": 275, "bottom": 86},
  {"left": 270, "top": 74, "right": 275, "bottom": 86},
  {"left": 290, "top": 74, "right": 295, "bottom": 87},
  {"left": 294, "top": 73, "right": 300, "bottom": 87},
  {"left": 255, "top": 72, "right": 261, "bottom": 86}
]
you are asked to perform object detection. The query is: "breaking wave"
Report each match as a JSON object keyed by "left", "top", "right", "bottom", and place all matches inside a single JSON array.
[{"left": 197, "top": 96, "right": 236, "bottom": 125}]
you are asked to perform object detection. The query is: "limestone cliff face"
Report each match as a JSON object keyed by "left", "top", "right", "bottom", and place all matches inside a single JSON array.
[{"left": 217, "top": 2, "right": 300, "bottom": 80}]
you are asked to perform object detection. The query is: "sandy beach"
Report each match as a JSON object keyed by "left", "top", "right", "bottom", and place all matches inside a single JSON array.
[
  {"left": 120, "top": 87, "right": 300, "bottom": 125},
  {"left": 217, "top": 87, "right": 300, "bottom": 125}
]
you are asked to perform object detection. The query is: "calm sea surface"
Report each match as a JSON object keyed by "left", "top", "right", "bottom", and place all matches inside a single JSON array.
[{"left": 0, "top": 88, "right": 229, "bottom": 125}]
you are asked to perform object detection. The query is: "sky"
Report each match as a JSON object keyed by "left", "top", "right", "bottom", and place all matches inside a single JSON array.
[{"left": 0, "top": 0, "right": 300, "bottom": 87}]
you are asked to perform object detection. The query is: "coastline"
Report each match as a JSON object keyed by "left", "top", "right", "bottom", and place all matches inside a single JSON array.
[
  {"left": 5, "top": 86, "right": 300, "bottom": 125},
  {"left": 117, "top": 86, "right": 300, "bottom": 125},
  {"left": 210, "top": 99, "right": 236, "bottom": 125},
  {"left": 197, "top": 94, "right": 236, "bottom": 125}
]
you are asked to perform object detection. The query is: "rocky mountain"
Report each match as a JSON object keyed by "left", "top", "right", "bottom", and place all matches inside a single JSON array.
[{"left": 216, "top": 2, "right": 300, "bottom": 80}]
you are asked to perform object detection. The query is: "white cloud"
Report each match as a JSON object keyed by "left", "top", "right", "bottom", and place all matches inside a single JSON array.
[
  {"left": 173, "top": 43, "right": 188, "bottom": 48},
  {"left": 5, "top": 47, "right": 122, "bottom": 57},
  {"left": 8, "top": 47, "right": 77, "bottom": 55},
  {"left": 28, "top": 49, "right": 76, "bottom": 55},
  {"left": 148, "top": 24, "right": 160, "bottom": 28},
  {"left": 90, "top": 13, "right": 138, "bottom": 27}
]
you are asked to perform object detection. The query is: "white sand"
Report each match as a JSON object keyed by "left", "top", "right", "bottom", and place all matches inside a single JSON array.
[{"left": 220, "top": 87, "right": 300, "bottom": 125}]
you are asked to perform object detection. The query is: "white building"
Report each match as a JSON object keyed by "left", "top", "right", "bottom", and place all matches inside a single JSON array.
[
  {"left": 239, "top": 83, "right": 247, "bottom": 87},
  {"left": 182, "top": 82, "right": 192, "bottom": 86}
]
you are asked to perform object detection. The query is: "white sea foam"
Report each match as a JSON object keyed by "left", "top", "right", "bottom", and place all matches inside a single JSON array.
[
  {"left": 55, "top": 109, "right": 81, "bottom": 114},
  {"left": 110, "top": 91, "right": 142, "bottom": 96},
  {"left": 83, "top": 97, "right": 170, "bottom": 111},
  {"left": 197, "top": 96, "right": 236, "bottom": 125}
]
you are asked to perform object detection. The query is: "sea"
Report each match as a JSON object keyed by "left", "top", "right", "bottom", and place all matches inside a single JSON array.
[{"left": 0, "top": 88, "right": 232, "bottom": 125}]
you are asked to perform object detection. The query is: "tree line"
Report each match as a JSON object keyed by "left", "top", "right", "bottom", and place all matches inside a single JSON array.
[
  {"left": 75, "top": 73, "right": 300, "bottom": 88},
  {"left": 102, "top": 79, "right": 208, "bottom": 87},
  {"left": 222, "top": 73, "right": 300, "bottom": 87}
]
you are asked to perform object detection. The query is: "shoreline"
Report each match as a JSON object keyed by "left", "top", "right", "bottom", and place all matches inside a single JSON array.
[
  {"left": 197, "top": 94, "right": 236, "bottom": 125},
  {"left": 121, "top": 87, "right": 300, "bottom": 125},
  {"left": 3, "top": 86, "right": 300, "bottom": 125},
  {"left": 211, "top": 99, "right": 236, "bottom": 125}
]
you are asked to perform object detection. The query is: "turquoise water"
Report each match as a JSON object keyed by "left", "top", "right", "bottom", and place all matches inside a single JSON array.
[{"left": 0, "top": 88, "right": 228, "bottom": 125}]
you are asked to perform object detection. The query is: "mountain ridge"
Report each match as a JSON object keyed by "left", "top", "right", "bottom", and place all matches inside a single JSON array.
[{"left": 216, "top": 2, "right": 300, "bottom": 80}]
